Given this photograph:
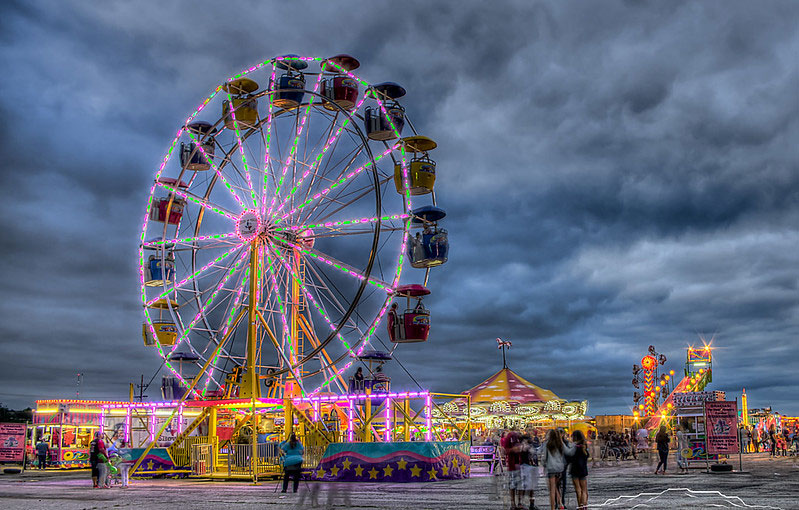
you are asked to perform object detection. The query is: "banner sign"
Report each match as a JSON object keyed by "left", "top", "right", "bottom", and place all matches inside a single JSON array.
[
  {"left": 0, "top": 422, "right": 26, "bottom": 462},
  {"left": 672, "top": 391, "right": 725, "bottom": 407},
  {"left": 704, "top": 401, "right": 739, "bottom": 455}
]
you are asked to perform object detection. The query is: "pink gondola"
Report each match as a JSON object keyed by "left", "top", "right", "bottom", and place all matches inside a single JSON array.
[{"left": 388, "top": 284, "right": 431, "bottom": 343}]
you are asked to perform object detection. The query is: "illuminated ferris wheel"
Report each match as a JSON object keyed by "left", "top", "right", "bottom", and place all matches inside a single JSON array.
[{"left": 139, "top": 54, "right": 448, "bottom": 402}]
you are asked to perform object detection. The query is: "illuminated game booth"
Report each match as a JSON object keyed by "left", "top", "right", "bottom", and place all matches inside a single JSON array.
[{"left": 121, "top": 53, "right": 468, "bottom": 482}]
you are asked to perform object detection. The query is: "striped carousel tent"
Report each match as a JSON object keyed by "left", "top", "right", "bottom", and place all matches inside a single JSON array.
[
  {"left": 461, "top": 368, "right": 561, "bottom": 404},
  {"left": 439, "top": 368, "right": 588, "bottom": 424}
]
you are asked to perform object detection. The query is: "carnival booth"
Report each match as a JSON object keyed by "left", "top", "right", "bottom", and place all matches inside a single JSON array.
[{"left": 31, "top": 400, "right": 107, "bottom": 468}]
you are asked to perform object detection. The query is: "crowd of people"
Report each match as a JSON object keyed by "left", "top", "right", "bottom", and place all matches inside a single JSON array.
[
  {"left": 494, "top": 426, "right": 589, "bottom": 510},
  {"left": 738, "top": 424, "right": 799, "bottom": 456}
]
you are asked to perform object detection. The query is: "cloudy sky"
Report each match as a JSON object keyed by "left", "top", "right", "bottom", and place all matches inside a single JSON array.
[{"left": 1, "top": 0, "right": 797, "bottom": 417}]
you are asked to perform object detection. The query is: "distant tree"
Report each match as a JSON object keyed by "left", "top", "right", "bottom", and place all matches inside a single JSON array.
[{"left": 0, "top": 404, "right": 33, "bottom": 423}]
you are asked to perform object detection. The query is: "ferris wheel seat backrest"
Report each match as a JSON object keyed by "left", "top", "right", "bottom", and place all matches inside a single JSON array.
[
  {"left": 321, "top": 76, "right": 359, "bottom": 111},
  {"left": 272, "top": 72, "right": 306, "bottom": 109},
  {"left": 364, "top": 104, "right": 405, "bottom": 141},
  {"left": 150, "top": 197, "right": 186, "bottom": 225},
  {"left": 398, "top": 310, "right": 430, "bottom": 343},
  {"left": 180, "top": 141, "right": 214, "bottom": 171},
  {"left": 146, "top": 255, "right": 175, "bottom": 283},
  {"left": 222, "top": 97, "right": 258, "bottom": 130},
  {"left": 180, "top": 121, "right": 216, "bottom": 171},
  {"left": 393, "top": 159, "right": 436, "bottom": 195},
  {"left": 408, "top": 230, "right": 448, "bottom": 268},
  {"left": 221, "top": 78, "right": 259, "bottom": 129},
  {"left": 142, "top": 320, "right": 177, "bottom": 347}
]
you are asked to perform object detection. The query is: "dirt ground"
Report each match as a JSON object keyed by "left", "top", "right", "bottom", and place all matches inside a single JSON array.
[{"left": 1, "top": 452, "right": 797, "bottom": 509}]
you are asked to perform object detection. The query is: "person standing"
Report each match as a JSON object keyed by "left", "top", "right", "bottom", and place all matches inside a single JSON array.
[
  {"left": 570, "top": 430, "right": 589, "bottom": 510},
  {"left": 752, "top": 428, "right": 760, "bottom": 453},
  {"left": 353, "top": 367, "right": 365, "bottom": 392},
  {"left": 768, "top": 426, "right": 777, "bottom": 457},
  {"left": 89, "top": 432, "right": 108, "bottom": 488},
  {"left": 675, "top": 422, "right": 690, "bottom": 474},
  {"left": 35, "top": 437, "right": 49, "bottom": 470},
  {"left": 279, "top": 433, "right": 304, "bottom": 493},
  {"left": 500, "top": 427, "right": 522, "bottom": 510},
  {"left": 654, "top": 426, "right": 670, "bottom": 475},
  {"left": 540, "top": 429, "right": 575, "bottom": 510},
  {"left": 519, "top": 434, "right": 540, "bottom": 510}
]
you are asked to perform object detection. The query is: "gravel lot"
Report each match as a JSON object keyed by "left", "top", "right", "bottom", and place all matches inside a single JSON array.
[{"left": 1, "top": 453, "right": 796, "bottom": 509}]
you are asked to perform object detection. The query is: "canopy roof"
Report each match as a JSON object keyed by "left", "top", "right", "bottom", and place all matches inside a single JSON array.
[{"left": 461, "top": 368, "right": 560, "bottom": 405}]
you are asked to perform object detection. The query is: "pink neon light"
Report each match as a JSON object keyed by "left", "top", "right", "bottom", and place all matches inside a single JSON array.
[
  {"left": 425, "top": 394, "right": 432, "bottom": 441},
  {"left": 348, "top": 400, "right": 354, "bottom": 442},
  {"left": 124, "top": 408, "right": 131, "bottom": 443},
  {"left": 225, "top": 90, "right": 258, "bottom": 208},
  {"left": 294, "top": 390, "right": 429, "bottom": 404},
  {"left": 149, "top": 408, "right": 156, "bottom": 442},
  {"left": 267, "top": 71, "right": 326, "bottom": 216},
  {"left": 269, "top": 89, "right": 370, "bottom": 218},
  {"left": 385, "top": 397, "right": 391, "bottom": 442}
]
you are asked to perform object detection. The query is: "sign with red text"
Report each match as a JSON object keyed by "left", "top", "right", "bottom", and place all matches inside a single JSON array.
[
  {"left": 0, "top": 423, "right": 26, "bottom": 462},
  {"left": 704, "top": 401, "right": 739, "bottom": 455}
]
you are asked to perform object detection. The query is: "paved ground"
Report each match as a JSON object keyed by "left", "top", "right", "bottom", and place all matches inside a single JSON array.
[{"left": 1, "top": 453, "right": 797, "bottom": 509}]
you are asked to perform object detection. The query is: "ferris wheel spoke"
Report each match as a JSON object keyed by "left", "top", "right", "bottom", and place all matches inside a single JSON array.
[
  {"left": 201, "top": 267, "right": 249, "bottom": 395},
  {"left": 168, "top": 250, "right": 249, "bottom": 355},
  {"left": 299, "top": 161, "right": 395, "bottom": 227},
  {"left": 225, "top": 92, "right": 259, "bottom": 209},
  {"left": 270, "top": 89, "right": 370, "bottom": 219},
  {"left": 269, "top": 245, "right": 361, "bottom": 356},
  {"left": 267, "top": 72, "right": 326, "bottom": 216},
  {"left": 260, "top": 64, "right": 278, "bottom": 215},
  {"left": 157, "top": 182, "right": 239, "bottom": 221},
  {"left": 273, "top": 144, "right": 397, "bottom": 226},
  {"left": 143, "top": 232, "right": 238, "bottom": 248},
  {"left": 277, "top": 238, "right": 394, "bottom": 293},
  {"left": 186, "top": 130, "right": 247, "bottom": 210},
  {"left": 276, "top": 213, "right": 408, "bottom": 236},
  {"left": 262, "top": 249, "right": 304, "bottom": 373},
  {"left": 144, "top": 243, "right": 245, "bottom": 306}
]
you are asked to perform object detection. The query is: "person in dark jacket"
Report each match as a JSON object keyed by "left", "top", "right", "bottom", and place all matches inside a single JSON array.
[
  {"left": 654, "top": 426, "right": 670, "bottom": 474},
  {"left": 35, "top": 438, "right": 49, "bottom": 470}
]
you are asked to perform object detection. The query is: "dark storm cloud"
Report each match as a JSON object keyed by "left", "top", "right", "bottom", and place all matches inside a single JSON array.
[{"left": 1, "top": 0, "right": 797, "bottom": 417}]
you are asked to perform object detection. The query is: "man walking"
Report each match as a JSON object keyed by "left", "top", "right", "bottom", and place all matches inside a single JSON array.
[{"left": 35, "top": 437, "right": 49, "bottom": 470}]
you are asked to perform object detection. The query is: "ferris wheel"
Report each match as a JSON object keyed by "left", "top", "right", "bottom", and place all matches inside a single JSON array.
[{"left": 139, "top": 54, "right": 448, "bottom": 402}]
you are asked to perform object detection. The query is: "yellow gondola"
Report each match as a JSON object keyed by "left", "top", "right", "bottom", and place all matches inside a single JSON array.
[
  {"left": 394, "top": 136, "right": 437, "bottom": 195},
  {"left": 222, "top": 78, "right": 259, "bottom": 130}
]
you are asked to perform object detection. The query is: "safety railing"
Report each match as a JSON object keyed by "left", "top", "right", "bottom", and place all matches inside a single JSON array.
[{"left": 190, "top": 443, "right": 213, "bottom": 476}]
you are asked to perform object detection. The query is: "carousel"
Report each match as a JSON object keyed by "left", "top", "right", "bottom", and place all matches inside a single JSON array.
[{"left": 436, "top": 341, "right": 588, "bottom": 432}]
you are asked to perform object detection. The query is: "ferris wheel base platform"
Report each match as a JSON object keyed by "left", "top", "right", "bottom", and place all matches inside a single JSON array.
[{"left": 311, "top": 441, "right": 469, "bottom": 483}]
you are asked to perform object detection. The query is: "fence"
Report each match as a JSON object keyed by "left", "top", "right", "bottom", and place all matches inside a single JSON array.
[{"left": 191, "top": 443, "right": 213, "bottom": 476}]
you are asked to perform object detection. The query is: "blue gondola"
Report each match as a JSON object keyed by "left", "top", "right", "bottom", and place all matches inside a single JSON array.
[
  {"left": 180, "top": 121, "right": 216, "bottom": 171},
  {"left": 365, "top": 82, "right": 406, "bottom": 141},
  {"left": 146, "top": 254, "right": 175, "bottom": 286},
  {"left": 408, "top": 206, "right": 448, "bottom": 268},
  {"left": 272, "top": 55, "right": 308, "bottom": 109}
]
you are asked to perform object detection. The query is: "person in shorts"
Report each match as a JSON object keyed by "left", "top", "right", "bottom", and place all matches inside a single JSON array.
[
  {"left": 500, "top": 427, "right": 522, "bottom": 510},
  {"left": 570, "top": 430, "right": 589, "bottom": 509},
  {"left": 541, "top": 429, "right": 575, "bottom": 510}
]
